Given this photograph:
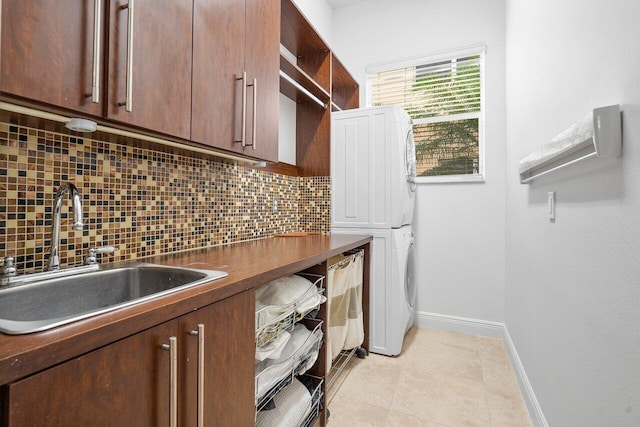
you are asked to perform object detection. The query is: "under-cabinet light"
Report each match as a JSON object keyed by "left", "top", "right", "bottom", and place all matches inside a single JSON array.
[{"left": 65, "top": 117, "right": 97, "bottom": 133}]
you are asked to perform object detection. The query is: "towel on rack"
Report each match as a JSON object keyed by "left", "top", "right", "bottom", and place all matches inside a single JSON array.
[
  {"left": 255, "top": 330, "right": 291, "bottom": 361},
  {"left": 256, "top": 378, "right": 312, "bottom": 427},
  {"left": 255, "top": 275, "right": 325, "bottom": 330},
  {"left": 255, "top": 323, "right": 323, "bottom": 401}
]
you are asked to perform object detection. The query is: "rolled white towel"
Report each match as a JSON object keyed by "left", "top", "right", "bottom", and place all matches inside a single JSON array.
[
  {"left": 256, "top": 378, "right": 312, "bottom": 427},
  {"left": 255, "top": 275, "right": 324, "bottom": 329},
  {"left": 255, "top": 330, "right": 291, "bottom": 361},
  {"left": 255, "top": 324, "right": 323, "bottom": 400}
]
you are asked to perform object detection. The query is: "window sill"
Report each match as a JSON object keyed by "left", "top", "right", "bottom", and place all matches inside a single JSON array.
[{"left": 416, "top": 174, "right": 485, "bottom": 184}]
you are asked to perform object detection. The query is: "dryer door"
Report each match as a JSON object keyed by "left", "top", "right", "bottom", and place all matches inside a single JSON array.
[
  {"left": 405, "top": 238, "right": 416, "bottom": 308},
  {"left": 405, "top": 126, "right": 417, "bottom": 194}
]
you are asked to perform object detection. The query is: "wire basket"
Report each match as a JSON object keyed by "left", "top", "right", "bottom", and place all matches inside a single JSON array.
[{"left": 255, "top": 273, "right": 325, "bottom": 348}]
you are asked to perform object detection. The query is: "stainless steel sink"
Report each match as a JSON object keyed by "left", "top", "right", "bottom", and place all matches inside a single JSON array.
[{"left": 0, "top": 264, "right": 228, "bottom": 335}]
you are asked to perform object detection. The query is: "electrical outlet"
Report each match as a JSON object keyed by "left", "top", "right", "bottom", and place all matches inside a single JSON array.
[
  {"left": 273, "top": 197, "right": 278, "bottom": 212},
  {"left": 548, "top": 191, "right": 556, "bottom": 222}
]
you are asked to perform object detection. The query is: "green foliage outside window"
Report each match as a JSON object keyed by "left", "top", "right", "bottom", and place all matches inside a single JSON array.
[{"left": 370, "top": 54, "right": 482, "bottom": 177}]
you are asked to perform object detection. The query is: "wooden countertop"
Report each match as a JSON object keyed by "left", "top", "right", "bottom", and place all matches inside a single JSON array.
[{"left": 0, "top": 234, "right": 371, "bottom": 385}]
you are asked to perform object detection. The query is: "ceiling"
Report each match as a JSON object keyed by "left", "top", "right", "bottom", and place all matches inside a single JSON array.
[{"left": 326, "top": 0, "right": 363, "bottom": 9}]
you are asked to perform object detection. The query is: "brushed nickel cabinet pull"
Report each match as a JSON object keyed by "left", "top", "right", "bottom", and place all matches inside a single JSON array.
[
  {"left": 118, "top": 0, "right": 135, "bottom": 112},
  {"left": 161, "top": 336, "right": 178, "bottom": 427},
  {"left": 92, "top": 0, "right": 102, "bottom": 104},
  {"left": 251, "top": 78, "right": 257, "bottom": 150},
  {"left": 234, "top": 71, "right": 247, "bottom": 146},
  {"left": 189, "top": 324, "right": 205, "bottom": 427}
]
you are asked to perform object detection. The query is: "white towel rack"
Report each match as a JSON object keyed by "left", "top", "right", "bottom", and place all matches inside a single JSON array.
[{"left": 519, "top": 104, "right": 622, "bottom": 184}]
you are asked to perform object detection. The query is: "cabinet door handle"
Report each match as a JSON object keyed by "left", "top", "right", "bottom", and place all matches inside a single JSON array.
[
  {"left": 161, "top": 336, "right": 178, "bottom": 427},
  {"left": 234, "top": 71, "right": 247, "bottom": 147},
  {"left": 250, "top": 78, "right": 257, "bottom": 150},
  {"left": 92, "top": 0, "right": 102, "bottom": 104},
  {"left": 118, "top": 0, "right": 135, "bottom": 112},
  {"left": 189, "top": 324, "right": 205, "bottom": 427}
]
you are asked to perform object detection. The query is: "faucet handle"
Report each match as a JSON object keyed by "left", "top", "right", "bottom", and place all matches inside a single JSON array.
[
  {"left": 85, "top": 246, "right": 116, "bottom": 265},
  {"left": 0, "top": 257, "right": 17, "bottom": 277}
]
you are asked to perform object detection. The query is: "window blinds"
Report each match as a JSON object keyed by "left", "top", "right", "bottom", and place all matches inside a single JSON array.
[{"left": 368, "top": 55, "right": 481, "bottom": 120}]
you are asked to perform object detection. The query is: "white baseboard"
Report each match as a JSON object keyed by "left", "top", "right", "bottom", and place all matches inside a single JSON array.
[
  {"left": 503, "top": 327, "right": 549, "bottom": 427},
  {"left": 413, "top": 310, "right": 504, "bottom": 338},
  {"left": 413, "top": 311, "right": 548, "bottom": 427}
]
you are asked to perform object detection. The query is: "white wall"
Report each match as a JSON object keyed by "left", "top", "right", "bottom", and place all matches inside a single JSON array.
[
  {"left": 291, "top": 0, "right": 333, "bottom": 44},
  {"left": 332, "top": 0, "right": 507, "bottom": 325},
  {"left": 505, "top": 0, "right": 640, "bottom": 425}
]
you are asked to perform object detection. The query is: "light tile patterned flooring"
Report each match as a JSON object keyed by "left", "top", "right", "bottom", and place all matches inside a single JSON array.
[{"left": 327, "top": 327, "right": 532, "bottom": 426}]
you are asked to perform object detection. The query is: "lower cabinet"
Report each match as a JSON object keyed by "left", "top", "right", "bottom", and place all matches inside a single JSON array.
[{"left": 3, "top": 290, "right": 255, "bottom": 427}]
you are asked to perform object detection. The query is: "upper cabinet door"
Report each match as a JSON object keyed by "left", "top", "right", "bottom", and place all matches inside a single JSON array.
[
  {"left": 245, "top": 0, "right": 280, "bottom": 162},
  {"left": 191, "top": 0, "right": 245, "bottom": 152},
  {"left": 0, "top": 0, "right": 104, "bottom": 116},
  {"left": 192, "top": 0, "right": 279, "bottom": 162},
  {"left": 107, "top": 0, "right": 192, "bottom": 139}
]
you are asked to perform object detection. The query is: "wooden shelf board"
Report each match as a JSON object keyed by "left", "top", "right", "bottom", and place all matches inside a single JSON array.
[
  {"left": 280, "top": 54, "right": 330, "bottom": 105},
  {"left": 281, "top": 0, "right": 330, "bottom": 57},
  {"left": 331, "top": 53, "right": 358, "bottom": 89}
]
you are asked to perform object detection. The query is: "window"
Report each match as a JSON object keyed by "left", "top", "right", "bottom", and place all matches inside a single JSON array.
[{"left": 367, "top": 46, "right": 485, "bottom": 182}]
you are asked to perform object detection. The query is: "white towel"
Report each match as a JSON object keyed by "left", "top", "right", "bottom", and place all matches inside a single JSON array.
[
  {"left": 256, "top": 378, "right": 312, "bottom": 427},
  {"left": 255, "top": 330, "right": 291, "bottom": 361},
  {"left": 255, "top": 324, "right": 322, "bottom": 401},
  {"left": 255, "top": 275, "right": 324, "bottom": 330}
]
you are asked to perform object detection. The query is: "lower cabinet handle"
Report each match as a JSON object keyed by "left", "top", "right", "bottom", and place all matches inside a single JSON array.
[
  {"left": 161, "top": 336, "right": 178, "bottom": 427},
  {"left": 189, "top": 324, "right": 205, "bottom": 427}
]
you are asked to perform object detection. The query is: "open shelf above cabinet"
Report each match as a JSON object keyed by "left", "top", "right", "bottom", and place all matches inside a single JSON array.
[
  {"left": 279, "top": 0, "right": 359, "bottom": 177},
  {"left": 281, "top": 0, "right": 331, "bottom": 93},
  {"left": 331, "top": 53, "right": 359, "bottom": 111},
  {"left": 280, "top": 54, "right": 330, "bottom": 108}
]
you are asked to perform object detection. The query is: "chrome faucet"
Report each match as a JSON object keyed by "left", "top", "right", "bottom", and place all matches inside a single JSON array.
[{"left": 47, "top": 183, "right": 84, "bottom": 271}]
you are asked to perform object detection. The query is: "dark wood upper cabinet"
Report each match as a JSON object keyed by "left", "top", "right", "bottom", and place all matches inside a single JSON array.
[
  {"left": 244, "top": 0, "right": 281, "bottom": 162},
  {"left": 0, "top": 0, "right": 105, "bottom": 117},
  {"left": 191, "top": 0, "right": 245, "bottom": 153},
  {"left": 106, "top": 0, "right": 193, "bottom": 140},
  {"left": 191, "top": 0, "right": 280, "bottom": 162},
  {"left": 0, "top": 0, "right": 281, "bottom": 162}
]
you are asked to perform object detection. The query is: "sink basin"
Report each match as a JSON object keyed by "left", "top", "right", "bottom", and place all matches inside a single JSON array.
[{"left": 0, "top": 264, "right": 228, "bottom": 335}]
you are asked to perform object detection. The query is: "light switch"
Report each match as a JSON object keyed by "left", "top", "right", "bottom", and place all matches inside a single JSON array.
[{"left": 548, "top": 191, "right": 556, "bottom": 222}]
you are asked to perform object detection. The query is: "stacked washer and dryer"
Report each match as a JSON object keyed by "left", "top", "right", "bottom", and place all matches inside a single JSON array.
[{"left": 331, "top": 105, "right": 417, "bottom": 356}]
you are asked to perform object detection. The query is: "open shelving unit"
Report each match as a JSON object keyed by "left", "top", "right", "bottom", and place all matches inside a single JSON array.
[
  {"left": 279, "top": 0, "right": 359, "bottom": 177},
  {"left": 331, "top": 53, "right": 359, "bottom": 112}
]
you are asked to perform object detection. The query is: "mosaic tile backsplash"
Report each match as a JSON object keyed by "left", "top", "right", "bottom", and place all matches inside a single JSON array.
[{"left": 0, "top": 122, "right": 331, "bottom": 274}]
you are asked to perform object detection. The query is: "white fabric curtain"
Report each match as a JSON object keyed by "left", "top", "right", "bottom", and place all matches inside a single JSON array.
[{"left": 326, "top": 252, "right": 365, "bottom": 370}]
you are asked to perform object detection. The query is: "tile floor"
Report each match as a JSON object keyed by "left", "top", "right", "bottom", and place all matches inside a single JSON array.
[{"left": 327, "top": 327, "right": 532, "bottom": 426}]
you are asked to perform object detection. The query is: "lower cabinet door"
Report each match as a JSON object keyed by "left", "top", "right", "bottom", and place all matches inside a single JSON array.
[
  {"left": 180, "top": 289, "right": 255, "bottom": 426},
  {"left": 4, "top": 320, "right": 179, "bottom": 427},
  {"left": 3, "top": 291, "right": 256, "bottom": 427}
]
